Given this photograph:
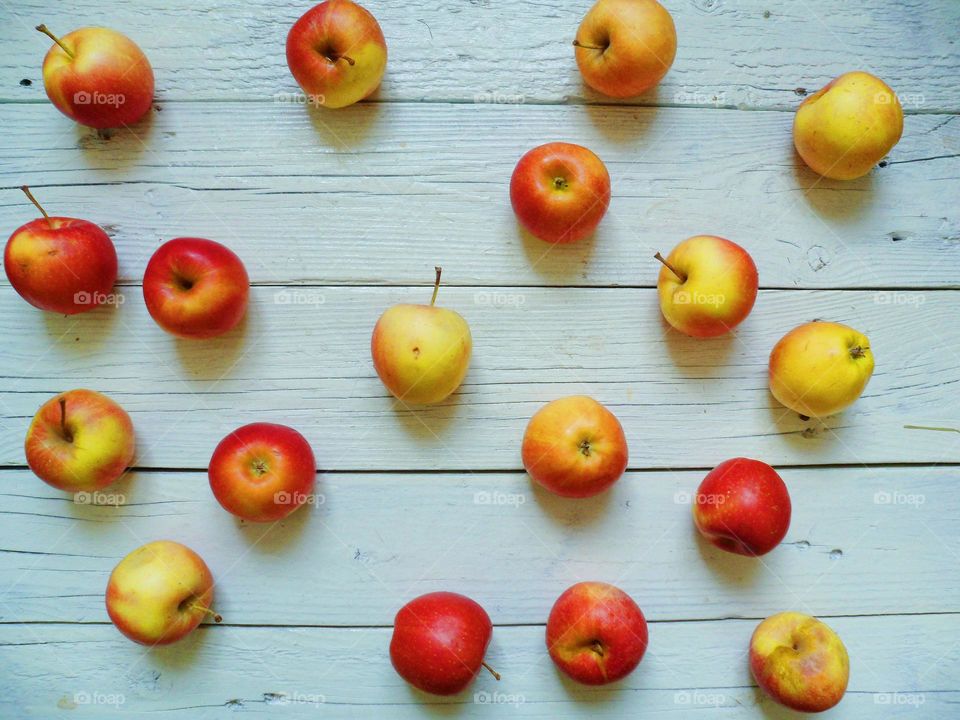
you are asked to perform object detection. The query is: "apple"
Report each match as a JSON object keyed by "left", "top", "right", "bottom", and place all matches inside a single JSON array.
[
  {"left": 750, "top": 611, "right": 850, "bottom": 712},
  {"left": 769, "top": 321, "right": 874, "bottom": 418},
  {"left": 794, "top": 71, "right": 903, "bottom": 180},
  {"left": 286, "top": 0, "right": 387, "bottom": 109},
  {"left": 655, "top": 235, "right": 758, "bottom": 338},
  {"left": 106, "top": 540, "right": 220, "bottom": 645},
  {"left": 510, "top": 142, "right": 611, "bottom": 244},
  {"left": 546, "top": 581, "right": 648, "bottom": 685},
  {"left": 142, "top": 237, "right": 249, "bottom": 339},
  {"left": 25, "top": 389, "right": 135, "bottom": 493},
  {"left": 5, "top": 186, "right": 118, "bottom": 315},
  {"left": 692, "top": 457, "right": 791, "bottom": 557},
  {"left": 208, "top": 423, "right": 316, "bottom": 522},
  {"left": 371, "top": 267, "right": 472, "bottom": 405},
  {"left": 522, "top": 395, "right": 628, "bottom": 498},
  {"left": 36, "top": 24, "right": 154, "bottom": 129},
  {"left": 390, "top": 591, "right": 498, "bottom": 695},
  {"left": 573, "top": 0, "right": 677, "bottom": 98}
]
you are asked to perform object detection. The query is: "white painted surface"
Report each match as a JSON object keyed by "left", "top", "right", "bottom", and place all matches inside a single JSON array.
[{"left": 0, "top": 0, "right": 958, "bottom": 717}]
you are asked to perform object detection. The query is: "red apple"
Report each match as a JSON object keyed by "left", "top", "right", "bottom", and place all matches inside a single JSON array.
[
  {"left": 106, "top": 540, "right": 220, "bottom": 645},
  {"left": 390, "top": 591, "right": 498, "bottom": 695},
  {"left": 286, "top": 0, "right": 387, "bottom": 109},
  {"left": 5, "top": 186, "right": 118, "bottom": 314},
  {"left": 546, "top": 581, "right": 648, "bottom": 685},
  {"left": 574, "top": 0, "right": 677, "bottom": 98},
  {"left": 142, "top": 237, "right": 249, "bottom": 339},
  {"left": 37, "top": 24, "right": 154, "bottom": 129},
  {"left": 655, "top": 235, "right": 758, "bottom": 338},
  {"left": 25, "top": 389, "right": 135, "bottom": 493},
  {"left": 692, "top": 457, "right": 791, "bottom": 557},
  {"left": 510, "top": 142, "right": 610, "bottom": 244},
  {"left": 522, "top": 395, "right": 628, "bottom": 498},
  {"left": 208, "top": 423, "right": 317, "bottom": 522}
]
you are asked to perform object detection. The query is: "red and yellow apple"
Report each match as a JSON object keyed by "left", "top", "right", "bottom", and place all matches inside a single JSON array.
[
  {"left": 692, "top": 457, "right": 791, "bottom": 557},
  {"left": 142, "top": 237, "right": 249, "bottom": 339},
  {"left": 37, "top": 24, "right": 154, "bottom": 128},
  {"left": 5, "top": 186, "right": 118, "bottom": 315},
  {"left": 546, "top": 581, "right": 648, "bottom": 685},
  {"left": 208, "top": 423, "right": 317, "bottom": 522},
  {"left": 25, "top": 389, "right": 135, "bottom": 493},
  {"left": 794, "top": 71, "right": 903, "bottom": 180},
  {"left": 750, "top": 612, "right": 850, "bottom": 712},
  {"left": 522, "top": 395, "right": 628, "bottom": 498},
  {"left": 390, "top": 591, "right": 497, "bottom": 695},
  {"left": 371, "top": 267, "right": 472, "bottom": 405},
  {"left": 286, "top": 0, "right": 387, "bottom": 109},
  {"left": 655, "top": 235, "right": 758, "bottom": 338},
  {"left": 574, "top": 0, "right": 677, "bottom": 98},
  {"left": 106, "top": 540, "right": 220, "bottom": 645},
  {"left": 510, "top": 142, "right": 611, "bottom": 244},
  {"left": 769, "top": 321, "right": 874, "bottom": 418}
]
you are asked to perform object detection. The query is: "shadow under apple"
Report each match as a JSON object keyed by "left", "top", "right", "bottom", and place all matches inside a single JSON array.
[
  {"left": 519, "top": 219, "right": 599, "bottom": 283},
  {"left": 390, "top": 389, "right": 465, "bottom": 441},
  {"left": 305, "top": 99, "right": 384, "bottom": 150},
  {"left": 528, "top": 478, "right": 615, "bottom": 530},
  {"left": 693, "top": 524, "right": 763, "bottom": 588},
  {"left": 173, "top": 307, "right": 251, "bottom": 380},
  {"left": 661, "top": 316, "right": 738, "bottom": 379},
  {"left": 766, "top": 394, "right": 842, "bottom": 451},
  {"left": 791, "top": 149, "right": 876, "bottom": 222}
]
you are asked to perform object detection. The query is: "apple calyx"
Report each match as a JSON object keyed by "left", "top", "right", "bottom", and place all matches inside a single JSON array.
[
  {"left": 20, "top": 186, "right": 54, "bottom": 228},
  {"left": 579, "top": 438, "right": 592, "bottom": 457},
  {"left": 58, "top": 397, "right": 73, "bottom": 442},
  {"left": 849, "top": 345, "right": 868, "bottom": 359},
  {"left": 654, "top": 252, "right": 686, "bottom": 282},
  {"left": 481, "top": 661, "right": 501, "bottom": 681},
  {"left": 35, "top": 24, "right": 75, "bottom": 60},
  {"left": 430, "top": 266, "right": 442, "bottom": 307}
]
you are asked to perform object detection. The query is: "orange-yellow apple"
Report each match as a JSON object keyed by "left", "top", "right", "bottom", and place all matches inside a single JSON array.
[
  {"left": 794, "top": 71, "right": 903, "bottom": 180},
  {"left": 208, "top": 423, "right": 317, "bottom": 522},
  {"left": 286, "top": 0, "right": 387, "bottom": 109},
  {"left": 5, "top": 186, "right": 118, "bottom": 314},
  {"left": 510, "top": 142, "right": 610, "bottom": 244},
  {"left": 25, "top": 389, "right": 135, "bottom": 493},
  {"left": 655, "top": 235, "right": 758, "bottom": 338},
  {"left": 546, "top": 581, "right": 648, "bottom": 685},
  {"left": 769, "top": 321, "right": 874, "bottom": 418},
  {"left": 574, "top": 0, "right": 677, "bottom": 98},
  {"left": 371, "top": 267, "right": 472, "bottom": 405},
  {"left": 522, "top": 396, "right": 628, "bottom": 498},
  {"left": 37, "top": 24, "right": 154, "bottom": 128},
  {"left": 750, "top": 611, "right": 849, "bottom": 712},
  {"left": 106, "top": 540, "right": 220, "bottom": 645},
  {"left": 142, "top": 237, "right": 249, "bottom": 339}
]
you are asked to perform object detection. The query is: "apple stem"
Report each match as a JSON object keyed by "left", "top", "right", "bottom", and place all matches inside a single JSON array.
[
  {"left": 36, "top": 24, "right": 75, "bottom": 60},
  {"left": 430, "top": 266, "right": 442, "bottom": 307},
  {"left": 572, "top": 40, "right": 606, "bottom": 51},
  {"left": 654, "top": 252, "right": 686, "bottom": 282},
  {"left": 328, "top": 53, "right": 355, "bottom": 66},
  {"left": 481, "top": 661, "right": 501, "bottom": 681},
  {"left": 21, "top": 186, "right": 54, "bottom": 228},
  {"left": 58, "top": 397, "right": 72, "bottom": 442},
  {"left": 190, "top": 603, "right": 223, "bottom": 623},
  {"left": 904, "top": 424, "right": 960, "bottom": 434}
]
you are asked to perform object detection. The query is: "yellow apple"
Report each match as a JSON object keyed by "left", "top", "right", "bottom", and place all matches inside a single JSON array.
[
  {"left": 750, "top": 611, "right": 849, "bottom": 712},
  {"left": 769, "top": 321, "right": 874, "bottom": 417},
  {"left": 794, "top": 71, "right": 903, "bottom": 180},
  {"left": 371, "top": 268, "right": 472, "bottom": 405}
]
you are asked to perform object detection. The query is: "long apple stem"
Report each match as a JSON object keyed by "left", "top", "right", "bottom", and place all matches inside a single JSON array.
[
  {"left": 21, "top": 186, "right": 53, "bottom": 228},
  {"left": 904, "top": 424, "right": 960, "bottom": 434},
  {"left": 654, "top": 252, "right": 686, "bottom": 282},
  {"left": 572, "top": 40, "right": 606, "bottom": 51},
  {"left": 190, "top": 603, "right": 223, "bottom": 623},
  {"left": 430, "top": 266, "right": 442, "bottom": 307},
  {"left": 36, "top": 25, "right": 74, "bottom": 59},
  {"left": 481, "top": 661, "right": 501, "bottom": 681},
  {"left": 58, "top": 397, "right": 72, "bottom": 442}
]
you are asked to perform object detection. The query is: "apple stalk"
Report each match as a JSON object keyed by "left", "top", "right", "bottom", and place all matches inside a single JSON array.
[
  {"left": 654, "top": 252, "right": 686, "bottom": 282},
  {"left": 481, "top": 661, "right": 501, "bottom": 681},
  {"left": 187, "top": 602, "right": 223, "bottom": 623},
  {"left": 58, "top": 397, "right": 72, "bottom": 442},
  {"left": 20, "top": 186, "right": 54, "bottom": 228},
  {"left": 35, "top": 25, "right": 75, "bottom": 59},
  {"left": 430, "top": 266, "right": 442, "bottom": 307}
]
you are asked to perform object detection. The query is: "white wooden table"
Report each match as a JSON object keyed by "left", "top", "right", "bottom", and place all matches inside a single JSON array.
[{"left": 1, "top": 1, "right": 959, "bottom": 717}]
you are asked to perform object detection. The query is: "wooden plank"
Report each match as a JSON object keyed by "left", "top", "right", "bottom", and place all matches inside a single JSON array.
[
  {"left": 1, "top": 616, "right": 956, "bottom": 717},
  {"left": 1, "top": 468, "right": 956, "bottom": 625},
  {"left": 0, "top": 103, "right": 957, "bottom": 288},
  {"left": 1, "top": 286, "right": 958, "bottom": 470},
  {"left": 2, "top": 1, "right": 958, "bottom": 111}
]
